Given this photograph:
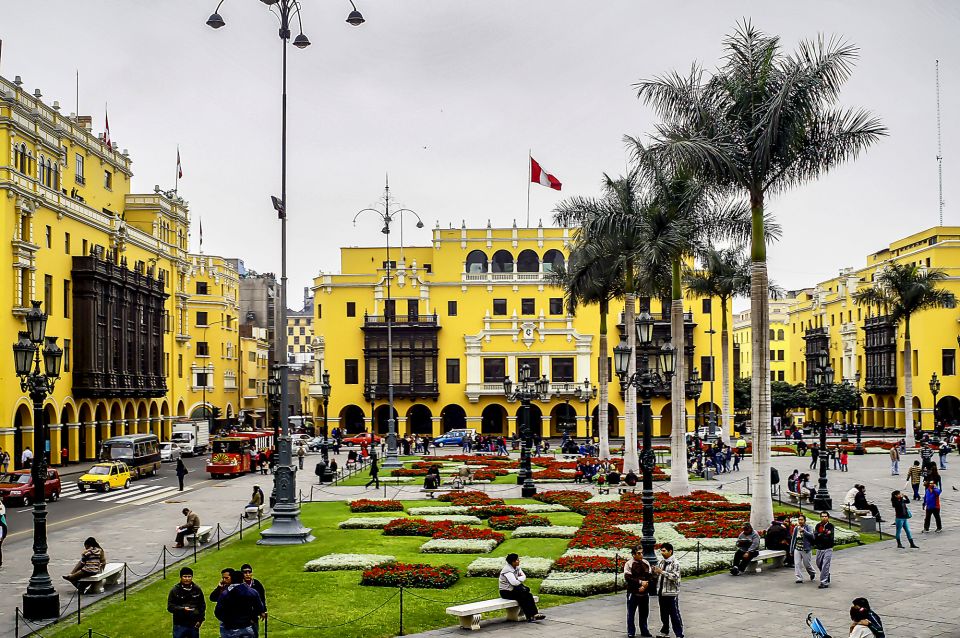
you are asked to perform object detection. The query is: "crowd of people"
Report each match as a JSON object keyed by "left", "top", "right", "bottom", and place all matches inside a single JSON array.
[{"left": 167, "top": 563, "right": 267, "bottom": 638}]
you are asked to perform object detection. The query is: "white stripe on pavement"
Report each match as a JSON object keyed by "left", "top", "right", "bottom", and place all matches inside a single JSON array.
[
  {"left": 70, "top": 485, "right": 152, "bottom": 501},
  {"left": 95, "top": 485, "right": 169, "bottom": 503},
  {"left": 116, "top": 486, "right": 188, "bottom": 505}
]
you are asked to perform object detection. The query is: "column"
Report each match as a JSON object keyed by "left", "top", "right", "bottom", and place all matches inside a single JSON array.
[
  {"left": 162, "top": 417, "right": 175, "bottom": 441},
  {"left": 506, "top": 416, "right": 517, "bottom": 437},
  {"left": 0, "top": 428, "right": 14, "bottom": 466},
  {"left": 66, "top": 423, "right": 80, "bottom": 463},
  {"left": 430, "top": 416, "right": 442, "bottom": 437},
  {"left": 99, "top": 420, "right": 112, "bottom": 443},
  {"left": 21, "top": 427, "right": 35, "bottom": 466},
  {"left": 115, "top": 419, "right": 127, "bottom": 437},
  {"left": 49, "top": 424, "right": 62, "bottom": 465},
  {"left": 151, "top": 418, "right": 163, "bottom": 439},
  {"left": 84, "top": 422, "right": 97, "bottom": 460},
  {"left": 396, "top": 416, "right": 407, "bottom": 437},
  {"left": 575, "top": 415, "right": 588, "bottom": 438}
]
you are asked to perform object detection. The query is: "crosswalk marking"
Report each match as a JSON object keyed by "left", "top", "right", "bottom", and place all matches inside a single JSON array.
[
  {"left": 117, "top": 486, "right": 188, "bottom": 505},
  {"left": 59, "top": 482, "right": 189, "bottom": 506}
]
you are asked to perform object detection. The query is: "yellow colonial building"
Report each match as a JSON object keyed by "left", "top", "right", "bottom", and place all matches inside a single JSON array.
[
  {"left": 733, "top": 295, "right": 794, "bottom": 382},
  {"left": 308, "top": 223, "right": 732, "bottom": 439}
]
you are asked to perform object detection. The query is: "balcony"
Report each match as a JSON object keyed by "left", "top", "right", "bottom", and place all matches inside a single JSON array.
[
  {"left": 461, "top": 272, "right": 546, "bottom": 284},
  {"left": 363, "top": 382, "right": 439, "bottom": 399},
  {"left": 363, "top": 313, "right": 439, "bottom": 328},
  {"left": 864, "top": 375, "right": 897, "bottom": 394}
]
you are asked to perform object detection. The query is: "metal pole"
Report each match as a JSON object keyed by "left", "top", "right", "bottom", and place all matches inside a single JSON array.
[
  {"left": 640, "top": 375, "right": 656, "bottom": 566},
  {"left": 383, "top": 184, "right": 400, "bottom": 469},
  {"left": 707, "top": 311, "right": 717, "bottom": 440}
]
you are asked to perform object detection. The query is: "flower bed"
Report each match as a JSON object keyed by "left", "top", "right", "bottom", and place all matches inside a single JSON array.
[
  {"left": 418, "top": 515, "right": 483, "bottom": 525},
  {"left": 419, "top": 539, "right": 500, "bottom": 554},
  {"left": 304, "top": 553, "right": 396, "bottom": 571},
  {"left": 434, "top": 525, "right": 505, "bottom": 544},
  {"left": 349, "top": 499, "right": 404, "bottom": 513},
  {"left": 383, "top": 518, "right": 453, "bottom": 537},
  {"left": 466, "top": 556, "right": 554, "bottom": 578},
  {"left": 553, "top": 555, "right": 622, "bottom": 573},
  {"left": 539, "top": 571, "right": 617, "bottom": 596},
  {"left": 568, "top": 526, "right": 640, "bottom": 548},
  {"left": 437, "top": 491, "right": 504, "bottom": 506},
  {"left": 407, "top": 506, "right": 473, "bottom": 516},
  {"left": 467, "top": 505, "right": 527, "bottom": 519},
  {"left": 472, "top": 469, "right": 508, "bottom": 481},
  {"left": 511, "top": 525, "right": 578, "bottom": 538},
  {"left": 361, "top": 562, "right": 460, "bottom": 588},
  {"left": 390, "top": 468, "right": 429, "bottom": 477},
  {"left": 488, "top": 514, "right": 550, "bottom": 530},
  {"left": 339, "top": 517, "right": 407, "bottom": 529},
  {"left": 533, "top": 490, "right": 592, "bottom": 512},
  {"left": 513, "top": 503, "right": 570, "bottom": 513},
  {"left": 771, "top": 445, "right": 796, "bottom": 454}
]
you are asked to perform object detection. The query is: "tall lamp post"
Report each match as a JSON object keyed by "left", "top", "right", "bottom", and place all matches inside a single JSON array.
[
  {"left": 614, "top": 310, "right": 676, "bottom": 564},
  {"left": 930, "top": 372, "right": 941, "bottom": 439},
  {"left": 811, "top": 349, "right": 833, "bottom": 511},
  {"left": 577, "top": 378, "right": 596, "bottom": 440},
  {"left": 853, "top": 371, "right": 864, "bottom": 454},
  {"left": 14, "top": 301, "right": 63, "bottom": 620},
  {"left": 266, "top": 366, "right": 282, "bottom": 507},
  {"left": 353, "top": 181, "right": 424, "bottom": 469},
  {"left": 688, "top": 367, "right": 702, "bottom": 440},
  {"left": 319, "top": 369, "right": 331, "bottom": 465},
  {"left": 503, "top": 364, "right": 549, "bottom": 497},
  {"left": 208, "top": 0, "right": 364, "bottom": 545}
]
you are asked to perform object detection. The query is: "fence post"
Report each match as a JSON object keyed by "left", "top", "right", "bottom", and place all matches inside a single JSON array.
[
  {"left": 217, "top": 523, "right": 222, "bottom": 550},
  {"left": 746, "top": 476, "right": 751, "bottom": 496},
  {"left": 163, "top": 545, "right": 167, "bottom": 579},
  {"left": 399, "top": 586, "right": 404, "bottom": 636},
  {"left": 264, "top": 615, "right": 268, "bottom": 637},
  {"left": 696, "top": 541, "right": 701, "bottom": 575},
  {"left": 123, "top": 563, "right": 128, "bottom": 601},
  {"left": 193, "top": 536, "right": 198, "bottom": 563},
  {"left": 78, "top": 586, "right": 82, "bottom": 624}
]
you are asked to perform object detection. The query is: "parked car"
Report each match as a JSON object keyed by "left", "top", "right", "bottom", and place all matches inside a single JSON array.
[
  {"left": 0, "top": 469, "right": 61, "bottom": 506},
  {"left": 291, "top": 434, "right": 311, "bottom": 449},
  {"left": 160, "top": 442, "right": 182, "bottom": 463},
  {"left": 307, "top": 436, "right": 330, "bottom": 452},
  {"left": 434, "top": 429, "right": 477, "bottom": 447},
  {"left": 341, "top": 432, "right": 382, "bottom": 446},
  {"left": 77, "top": 462, "right": 132, "bottom": 493}
]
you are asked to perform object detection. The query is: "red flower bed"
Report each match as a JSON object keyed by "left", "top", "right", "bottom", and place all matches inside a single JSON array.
[
  {"left": 553, "top": 555, "right": 622, "bottom": 573},
  {"left": 390, "top": 468, "right": 428, "bottom": 477},
  {"left": 675, "top": 519, "right": 746, "bottom": 538},
  {"left": 411, "top": 461, "right": 444, "bottom": 470},
  {"left": 433, "top": 525, "right": 505, "bottom": 544},
  {"left": 467, "top": 505, "right": 526, "bottom": 519},
  {"left": 488, "top": 514, "right": 551, "bottom": 530},
  {"left": 531, "top": 468, "right": 576, "bottom": 480},
  {"left": 349, "top": 499, "right": 403, "bottom": 513},
  {"left": 771, "top": 445, "right": 796, "bottom": 453},
  {"left": 862, "top": 440, "right": 896, "bottom": 449},
  {"left": 361, "top": 562, "right": 459, "bottom": 588},
  {"left": 437, "top": 491, "right": 504, "bottom": 506},
  {"left": 533, "top": 490, "right": 592, "bottom": 513},
  {"left": 568, "top": 526, "right": 640, "bottom": 549},
  {"left": 383, "top": 518, "right": 453, "bottom": 537},
  {"left": 472, "top": 469, "right": 508, "bottom": 481}
]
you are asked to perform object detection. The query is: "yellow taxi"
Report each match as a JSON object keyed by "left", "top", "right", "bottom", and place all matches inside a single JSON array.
[{"left": 77, "top": 462, "right": 132, "bottom": 493}]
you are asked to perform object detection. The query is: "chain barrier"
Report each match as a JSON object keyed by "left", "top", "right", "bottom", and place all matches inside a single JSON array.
[{"left": 267, "top": 589, "right": 398, "bottom": 630}]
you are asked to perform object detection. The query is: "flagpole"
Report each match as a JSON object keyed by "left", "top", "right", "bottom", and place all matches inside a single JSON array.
[
  {"left": 174, "top": 145, "right": 180, "bottom": 194},
  {"left": 526, "top": 150, "right": 531, "bottom": 229}
]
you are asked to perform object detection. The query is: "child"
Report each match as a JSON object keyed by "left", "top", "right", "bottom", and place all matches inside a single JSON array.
[{"left": 839, "top": 450, "right": 849, "bottom": 472}]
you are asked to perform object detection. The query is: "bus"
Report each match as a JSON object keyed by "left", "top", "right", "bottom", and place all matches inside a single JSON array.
[
  {"left": 206, "top": 430, "right": 275, "bottom": 479},
  {"left": 99, "top": 434, "right": 162, "bottom": 479}
]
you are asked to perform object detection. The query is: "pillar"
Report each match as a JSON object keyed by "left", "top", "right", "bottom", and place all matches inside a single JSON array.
[
  {"left": 66, "top": 423, "right": 80, "bottom": 462},
  {"left": 162, "top": 416, "right": 175, "bottom": 441},
  {"left": 431, "top": 416, "right": 442, "bottom": 437},
  {"left": 49, "top": 424, "right": 62, "bottom": 465},
  {"left": 575, "top": 415, "right": 588, "bottom": 438},
  {"left": 151, "top": 417, "right": 162, "bottom": 439},
  {"left": 84, "top": 422, "right": 97, "bottom": 460},
  {"left": 0, "top": 428, "right": 13, "bottom": 465},
  {"left": 99, "top": 420, "right": 112, "bottom": 443},
  {"left": 115, "top": 419, "right": 127, "bottom": 437},
  {"left": 396, "top": 416, "right": 407, "bottom": 437},
  {"left": 22, "top": 427, "right": 35, "bottom": 463},
  {"left": 506, "top": 416, "right": 517, "bottom": 437}
]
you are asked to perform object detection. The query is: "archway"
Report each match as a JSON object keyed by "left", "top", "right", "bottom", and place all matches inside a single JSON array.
[
  {"left": 374, "top": 405, "right": 398, "bottom": 435},
  {"left": 516, "top": 249, "right": 539, "bottom": 273},
  {"left": 136, "top": 401, "right": 149, "bottom": 434},
  {"left": 550, "top": 403, "right": 578, "bottom": 437},
  {"left": 95, "top": 402, "right": 109, "bottom": 455},
  {"left": 912, "top": 396, "right": 922, "bottom": 429},
  {"left": 513, "top": 403, "right": 542, "bottom": 437},
  {"left": 695, "top": 402, "right": 721, "bottom": 433},
  {"left": 659, "top": 402, "right": 673, "bottom": 437},
  {"left": 481, "top": 404, "right": 507, "bottom": 435},
  {"left": 176, "top": 400, "right": 186, "bottom": 417},
  {"left": 61, "top": 403, "right": 76, "bottom": 463},
  {"left": 191, "top": 404, "right": 212, "bottom": 420},
  {"left": 124, "top": 402, "right": 135, "bottom": 436},
  {"left": 896, "top": 396, "right": 906, "bottom": 429},
  {"left": 884, "top": 396, "right": 896, "bottom": 429},
  {"left": 465, "top": 250, "right": 488, "bottom": 274},
  {"left": 440, "top": 404, "right": 467, "bottom": 432},
  {"left": 591, "top": 404, "right": 620, "bottom": 438},
  {"left": 542, "top": 249, "right": 565, "bottom": 273},
  {"left": 937, "top": 396, "right": 960, "bottom": 425},
  {"left": 13, "top": 403, "right": 31, "bottom": 469},
  {"left": 338, "top": 405, "right": 366, "bottom": 434},
  {"left": 865, "top": 396, "right": 875, "bottom": 427},
  {"left": 78, "top": 403, "right": 93, "bottom": 461},
  {"left": 150, "top": 402, "right": 161, "bottom": 438},
  {"left": 406, "top": 405, "right": 433, "bottom": 435},
  {"left": 490, "top": 250, "right": 514, "bottom": 273}
]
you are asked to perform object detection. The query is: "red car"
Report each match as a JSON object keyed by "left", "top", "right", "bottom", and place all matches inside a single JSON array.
[
  {"left": 0, "top": 469, "right": 61, "bottom": 506},
  {"left": 341, "top": 433, "right": 382, "bottom": 446}
]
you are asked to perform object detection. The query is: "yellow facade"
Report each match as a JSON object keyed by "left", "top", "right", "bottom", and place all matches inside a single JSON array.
[
  {"left": 239, "top": 325, "right": 270, "bottom": 426},
  {"left": 733, "top": 296, "right": 794, "bottom": 382},
  {"left": 308, "top": 224, "right": 732, "bottom": 439}
]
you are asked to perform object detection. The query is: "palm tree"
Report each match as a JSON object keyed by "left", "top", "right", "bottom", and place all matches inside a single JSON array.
[
  {"left": 852, "top": 263, "right": 952, "bottom": 447},
  {"left": 636, "top": 22, "right": 885, "bottom": 528}
]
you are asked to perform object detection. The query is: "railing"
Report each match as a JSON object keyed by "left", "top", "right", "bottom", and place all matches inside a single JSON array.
[
  {"left": 461, "top": 271, "right": 546, "bottom": 283},
  {"left": 364, "top": 382, "right": 440, "bottom": 398},
  {"left": 363, "top": 313, "right": 439, "bottom": 327}
]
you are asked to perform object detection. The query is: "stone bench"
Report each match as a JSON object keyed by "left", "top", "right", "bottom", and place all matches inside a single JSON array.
[
  {"left": 185, "top": 525, "right": 213, "bottom": 546},
  {"left": 745, "top": 549, "right": 786, "bottom": 573},
  {"left": 446, "top": 596, "right": 540, "bottom": 630},
  {"left": 78, "top": 562, "right": 124, "bottom": 594},
  {"left": 786, "top": 490, "right": 810, "bottom": 504},
  {"left": 420, "top": 487, "right": 464, "bottom": 499},
  {"left": 842, "top": 505, "right": 876, "bottom": 532},
  {"left": 244, "top": 504, "right": 264, "bottom": 519}
]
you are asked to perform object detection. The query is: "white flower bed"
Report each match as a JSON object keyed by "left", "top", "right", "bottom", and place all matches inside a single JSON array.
[
  {"left": 466, "top": 556, "right": 554, "bottom": 578},
  {"left": 678, "top": 550, "right": 734, "bottom": 573},
  {"left": 419, "top": 515, "right": 483, "bottom": 525},
  {"left": 586, "top": 493, "right": 621, "bottom": 503},
  {"left": 304, "top": 553, "right": 396, "bottom": 571},
  {"left": 539, "top": 571, "right": 617, "bottom": 596},
  {"left": 407, "top": 506, "right": 472, "bottom": 516},
  {"left": 834, "top": 526, "right": 861, "bottom": 544},
  {"left": 511, "top": 525, "right": 578, "bottom": 538},
  {"left": 382, "top": 476, "right": 417, "bottom": 483},
  {"left": 562, "top": 547, "right": 632, "bottom": 560},
  {"left": 514, "top": 504, "right": 569, "bottom": 513},
  {"left": 419, "top": 539, "right": 499, "bottom": 554},
  {"left": 338, "top": 516, "right": 406, "bottom": 529}
]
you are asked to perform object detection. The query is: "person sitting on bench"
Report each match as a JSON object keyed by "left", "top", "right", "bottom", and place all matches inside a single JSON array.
[
  {"left": 175, "top": 508, "right": 200, "bottom": 548},
  {"left": 498, "top": 554, "right": 545, "bottom": 622},
  {"left": 606, "top": 469, "right": 621, "bottom": 487},
  {"left": 624, "top": 470, "right": 638, "bottom": 487},
  {"left": 63, "top": 537, "right": 105, "bottom": 590},
  {"left": 730, "top": 522, "right": 761, "bottom": 575},
  {"left": 849, "top": 484, "right": 884, "bottom": 522}
]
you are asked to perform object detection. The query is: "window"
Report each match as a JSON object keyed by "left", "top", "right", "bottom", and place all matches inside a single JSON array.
[
  {"left": 769, "top": 350, "right": 775, "bottom": 361},
  {"left": 770, "top": 371, "right": 775, "bottom": 382},
  {"left": 384, "top": 299, "right": 396, "bottom": 318},
  {"left": 197, "top": 341, "right": 209, "bottom": 357},
  {"left": 344, "top": 359, "right": 359, "bottom": 384},
  {"left": 195, "top": 372, "right": 209, "bottom": 388},
  {"left": 104, "top": 170, "right": 113, "bottom": 190},
  {"left": 447, "top": 300, "right": 457, "bottom": 316},
  {"left": 702, "top": 298, "right": 712, "bottom": 314},
  {"left": 700, "top": 355, "right": 715, "bottom": 382},
  {"left": 551, "top": 357, "right": 574, "bottom": 382},
  {"left": 75, "top": 154, "right": 85, "bottom": 183},
  {"left": 63, "top": 280, "right": 70, "bottom": 318},
  {"left": 196, "top": 281, "right": 208, "bottom": 295},
  {"left": 778, "top": 370, "right": 785, "bottom": 381},
  {"left": 407, "top": 299, "right": 419, "bottom": 317},
  {"left": 769, "top": 329, "right": 775, "bottom": 340},
  {"left": 293, "top": 336, "right": 299, "bottom": 345},
  {"left": 518, "top": 357, "right": 540, "bottom": 380},
  {"left": 316, "top": 304, "right": 322, "bottom": 319},
  {"left": 346, "top": 302, "right": 356, "bottom": 317},
  {"left": 82, "top": 239, "right": 88, "bottom": 256},
  {"left": 248, "top": 379, "right": 257, "bottom": 389},
  {"left": 196, "top": 311, "right": 208, "bottom": 326},
  {"left": 521, "top": 298, "right": 535, "bottom": 315},
  {"left": 944, "top": 349, "right": 956, "bottom": 376},
  {"left": 44, "top": 275, "right": 53, "bottom": 315},
  {"left": 299, "top": 327, "right": 306, "bottom": 335},
  {"left": 177, "top": 354, "right": 183, "bottom": 378},
  {"left": 777, "top": 350, "right": 785, "bottom": 361},
  {"left": 493, "top": 299, "right": 507, "bottom": 316},
  {"left": 446, "top": 359, "right": 460, "bottom": 384},
  {"left": 424, "top": 264, "right": 432, "bottom": 273},
  {"left": 63, "top": 338, "right": 71, "bottom": 372},
  {"left": 64, "top": 232, "right": 70, "bottom": 254},
  {"left": 45, "top": 226, "right": 52, "bottom": 248},
  {"left": 549, "top": 298, "right": 563, "bottom": 315},
  {"left": 777, "top": 329, "right": 784, "bottom": 340},
  {"left": 248, "top": 351, "right": 256, "bottom": 362},
  {"left": 482, "top": 358, "right": 506, "bottom": 382}
]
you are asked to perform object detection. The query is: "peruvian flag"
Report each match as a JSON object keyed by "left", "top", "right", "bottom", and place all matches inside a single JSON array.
[
  {"left": 177, "top": 148, "right": 183, "bottom": 178},
  {"left": 530, "top": 156, "right": 561, "bottom": 190}
]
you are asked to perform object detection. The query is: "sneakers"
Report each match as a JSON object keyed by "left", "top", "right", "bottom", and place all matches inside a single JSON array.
[
  {"left": 808, "top": 571, "right": 816, "bottom": 581},
  {"left": 729, "top": 567, "right": 740, "bottom": 576},
  {"left": 528, "top": 614, "right": 546, "bottom": 622},
  {"left": 936, "top": 528, "right": 943, "bottom": 533},
  {"left": 795, "top": 579, "right": 803, "bottom": 584},
  {"left": 818, "top": 583, "right": 829, "bottom": 589}
]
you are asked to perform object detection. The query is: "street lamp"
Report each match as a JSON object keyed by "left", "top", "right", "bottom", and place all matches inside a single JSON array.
[
  {"left": 811, "top": 349, "right": 833, "bottom": 511},
  {"left": 688, "top": 367, "right": 702, "bottom": 439},
  {"left": 209, "top": 0, "right": 363, "bottom": 545},
  {"left": 853, "top": 371, "right": 864, "bottom": 454},
  {"left": 576, "top": 378, "right": 596, "bottom": 440},
  {"left": 15, "top": 301, "right": 63, "bottom": 620},
  {"left": 503, "top": 363, "right": 549, "bottom": 497},
  {"left": 614, "top": 309, "right": 676, "bottom": 565},
  {"left": 320, "top": 369, "right": 331, "bottom": 462},
  {"left": 930, "top": 372, "right": 941, "bottom": 439},
  {"left": 353, "top": 180, "right": 425, "bottom": 470}
]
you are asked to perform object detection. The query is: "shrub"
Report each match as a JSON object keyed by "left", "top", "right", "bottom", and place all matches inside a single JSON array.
[
  {"left": 338, "top": 517, "right": 406, "bottom": 529},
  {"left": 419, "top": 539, "right": 500, "bottom": 554},
  {"left": 539, "top": 571, "right": 617, "bottom": 596},
  {"left": 390, "top": 468, "right": 428, "bottom": 477},
  {"left": 467, "top": 505, "right": 526, "bottom": 519},
  {"left": 511, "top": 525, "right": 578, "bottom": 538},
  {"left": 349, "top": 499, "right": 404, "bottom": 513},
  {"left": 383, "top": 518, "right": 453, "bottom": 537},
  {"left": 438, "top": 491, "right": 503, "bottom": 506},
  {"left": 488, "top": 514, "right": 550, "bottom": 530},
  {"left": 466, "top": 556, "right": 554, "bottom": 578},
  {"left": 361, "top": 562, "right": 459, "bottom": 588}
]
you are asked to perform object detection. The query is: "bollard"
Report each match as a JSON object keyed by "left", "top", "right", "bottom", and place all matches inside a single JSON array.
[
  {"left": 89, "top": 629, "right": 93, "bottom": 638},
  {"left": 399, "top": 586, "right": 404, "bottom": 636},
  {"left": 163, "top": 545, "right": 167, "bottom": 579},
  {"left": 747, "top": 476, "right": 751, "bottom": 496},
  {"left": 14, "top": 608, "right": 18, "bottom": 638},
  {"left": 239, "top": 516, "right": 244, "bottom": 540}
]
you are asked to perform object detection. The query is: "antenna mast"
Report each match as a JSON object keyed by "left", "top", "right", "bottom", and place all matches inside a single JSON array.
[{"left": 936, "top": 59, "right": 944, "bottom": 226}]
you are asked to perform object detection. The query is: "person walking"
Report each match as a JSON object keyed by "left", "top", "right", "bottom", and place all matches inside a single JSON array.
[
  {"left": 839, "top": 449, "right": 849, "bottom": 472},
  {"left": 175, "top": 508, "right": 201, "bottom": 548},
  {"left": 906, "top": 460, "right": 923, "bottom": 500},
  {"left": 922, "top": 480, "right": 943, "bottom": 533},
  {"left": 791, "top": 514, "right": 816, "bottom": 584},
  {"left": 63, "top": 537, "right": 105, "bottom": 591},
  {"left": 0, "top": 500, "right": 7, "bottom": 569},
  {"left": 813, "top": 512, "right": 835, "bottom": 589},
  {"left": 21, "top": 447, "right": 33, "bottom": 470},
  {"left": 624, "top": 546, "right": 652, "bottom": 638},
  {"left": 730, "top": 522, "right": 760, "bottom": 576},
  {"left": 939, "top": 440, "right": 950, "bottom": 470},
  {"left": 240, "top": 564, "right": 267, "bottom": 638},
  {"left": 498, "top": 554, "right": 545, "bottom": 622},
  {"left": 891, "top": 490, "right": 918, "bottom": 549},
  {"left": 167, "top": 566, "right": 206, "bottom": 638},
  {"left": 176, "top": 458, "right": 188, "bottom": 492},
  {"left": 809, "top": 442, "right": 819, "bottom": 470},
  {"left": 889, "top": 445, "right": 900, "bottom": 476},
  {"left": 213, "top": 568, "right": 265, "bottom": 638},
  {"left": 653, "top": 543, "right": 683, "bottom": 638},
  {"left": 296, "top": 445, "right": 305, "bottom": 470},
  {"left": 365, "top": 456, "right": 380, "bottom": 490}
]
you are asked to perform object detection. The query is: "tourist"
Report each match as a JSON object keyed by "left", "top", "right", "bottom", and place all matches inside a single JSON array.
[
  {"left": 830, "top": 446, "right": 839, "bottom": 470},
  {"left": 176, "top": 458, "right": 188, "bottom": 492},
  {"left": 851, "top": 598, "right": 885, "bottom": 638},
  {"left": 839, "top": 449, "right": 849, "bottom": 472},
  {"left": 922, "top": 480, "right": 943, "bottom": 533},
  {"left": 798, "top": 473, "right": 816, "bottom": 502},
  {"left": 906, "top": 460, "right": 923, "bottom": 500},
  {"left": 240, "top": 564, "right": 267, "bottom": 638},
  {"left": 796, "top": 438, "right": 807, "bottom": 457},
  {"left": 248, "top": 486, "right": 264, "bottom": 510},
  {"left": 848, "top": 605, "right": 873, "bottom": 638},
  {"left": 846, "top": 485, "right": 883, "bottom": 522},
  {"left": 213, "top": 568, "right": 265, "bottom": 638},
  {"left": 625, "top": 470, "right": 638, "bottom": 487},
  {"left": 175, "top": 508, "right": 201, "bottom": 548},
  {"left": 889, "top": 445, "right": 900, "bottom": 476},
  {"left": 730, "top": 522, "right": 761, "bottom": 576},
  {"left": 809, "top": 442, "right": 819, "bottom": 470},
  {"left": 0, "top": 500, "right": 6, "bottom": 568},
  {"left": 791, "top": 514, "right": 816, "bottom": 584},
  {"left": 167, "top": 566, "right": 205, "bottom": 638},
  {"left": 623, "top": 546, "right": 652, "bottom": 638},
  {"left": 21, "top": 447, "right": 32, "bottom": 469},
  {"left": 813, "top": 512, "right": 834, "bottom": 589},
  {"left": 939, "top": 440, "right": 951, "bottom": 469},
  {"left": 764, "top": 516, "right": 792, "bottom": 567},
  {"left": 653, "top": 543, "right": 683, "bottom": 638},
  {"left": 890, "top": 490, "right": 918, "bottom": 549},
  {"left": 926, "top": 465, "right": 943, "bottom": 493},
  {"left": 365, "top": 456, "right": 380, "bottom": 490},
  {"left": 62, "top": 537, "right": 105, "bottom": 591},
  {"left": 498, "top": 554, "right": 545, "bottom": 622},
  {"left": 787, "top": 469, "right": 799, "bottom": 493}
]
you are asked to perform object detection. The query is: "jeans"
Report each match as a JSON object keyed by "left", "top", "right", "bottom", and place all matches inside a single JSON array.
[
  {"left": 657, "top": 595, "right": 683, "bottom": 638},
  {"left": 895, "top": 517, "right": 914, "bottom": 543},
  {"left": 626, "top": 592, "right": 649, "bottom": 637},
  {"left": 940, "top": 454, "right": 948, "bottom": 470},
  {"left": 924, "top": 507, "right": 942, "bottom": 531},
  {"left": 815, "top": 548, "right": 832, "bottom": 585},
  {"left": 891, "top": 460, "right": 899, "bottom": 475},
  {"left": 172, "top": 626, "right": 199, "bottom": 638},
  {"left": 499, "top": 588, "right": 539, "bottom": 619},
  {"left": 220, "top": 627, "right": 255, "bottom": 638},
  {"left": 911, "top": 483, "right": 921, "bottom": 500}
]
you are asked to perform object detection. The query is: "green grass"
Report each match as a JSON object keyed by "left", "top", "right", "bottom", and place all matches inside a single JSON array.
[{"left": 44, "top": 501, "right": 581, "bottom": 638}]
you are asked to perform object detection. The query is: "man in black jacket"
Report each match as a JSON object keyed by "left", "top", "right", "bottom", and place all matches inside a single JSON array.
[
  {"left": 214, "top": 569, "right": 265, "bottom": 637},
  {"left": 167, "top": 567, "right": 205, "bottom": 638},
  {"left": 764, "top": 516, "right": 792, "bottom": 567},
  {"left": 240, "top": 564, "right": 267, "bottom": 638},
  {"left": 813, "top": 512, "right": 835, "bottom": 589}
]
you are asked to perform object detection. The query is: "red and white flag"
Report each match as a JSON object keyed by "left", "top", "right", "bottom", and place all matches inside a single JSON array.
[
  {"left": 177, "top": 148, "right": 183, "bottom": 179},
  {"left": 530, "top": 156, "right": 561, "bottom": 191},
  {"left": 104, "top": 108, "right": 112, "bottom": 150}
]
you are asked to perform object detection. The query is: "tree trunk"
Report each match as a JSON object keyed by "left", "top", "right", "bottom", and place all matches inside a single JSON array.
[
  {"left": 623, "top": 261, "right": 639, "bottom": 474},
  {"left": 720, "top": 296, "right": 732, "bottom": 445},
  {"left": 749, "top": 196, "right": 773, "bottom": 531},
  {"left": 903, "top": 316, "right": 915, "bottom": 448},
  {"left": 670, "top": 293, "right": 690, "bottom": 496},
  {"left": 598, "top": 300, "right": 610, "bottom": 459}
]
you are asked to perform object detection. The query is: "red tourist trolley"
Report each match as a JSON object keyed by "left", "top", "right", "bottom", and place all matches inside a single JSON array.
[{"left": 206, "top": 430, "right": 274, "bottom": 478}]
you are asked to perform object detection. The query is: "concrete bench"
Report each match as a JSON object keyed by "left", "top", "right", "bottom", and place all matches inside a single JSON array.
[
  {"left": 78, "top": 562, "right": 124, "bottom": 594},
  {"left": 786, "top": 490, "right": 810, "bottom": 504},
  {"left": 842, "top": 505, "right": 876, "bottom": 532},
  {"left": 185, "top": 525, "right": 213, "bottom": 546},
  {"left": 745, "top": 549, "right": 786, "bottom": 573},
  {"left": 244, "top": 504, "right": 264, "bottom": 519},
  {"left": 420, "top": 487, "right": 464, "bottom": 499},
  {"left": 446, "top": 596, "right": 540, "bottom": 630}
]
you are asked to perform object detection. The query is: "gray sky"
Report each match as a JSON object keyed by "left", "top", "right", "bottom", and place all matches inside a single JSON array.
[{"left": 3, "top": 1, "right": 959, "bottom": 311}]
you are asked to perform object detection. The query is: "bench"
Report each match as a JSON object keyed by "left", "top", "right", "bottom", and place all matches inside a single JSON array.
[
  {"left": 244, "top": 504, "right": 264, "bottom": 519},
  {"left": 745, "top": 550, "right": 787, "bottom": 573},
  {"left": 420, "top": 487, "right": 464, "bottom": 499},
  {"left": 185, "top": 525, "right": 214, "bottom": 546},
  {"left": 78, "top": 562, "right": 124, "bottom": 594},
  {"left": 842, "top": 505, "right": 876, "bottom": 532},
  {"left": 446, "top": 596, "right": 540, "bottom": 630},
  {"left": 786, "top": 490, "right": 810, "bottom": 504}
]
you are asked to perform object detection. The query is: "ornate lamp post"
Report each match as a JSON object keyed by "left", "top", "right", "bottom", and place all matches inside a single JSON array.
[
  {"left": 504, "top": 364, "right": 549, "bottom": 497},
  {"left": 266, "top": 366, "right": 282, "bottom": 507},
  {"left": 688, "top": 367, "right": 702, "bottom": 439},
  {"left": 930, "top": 372, "right": 941, "bottom": 439},
  {"left": 812, "top": 349, "right": 833, "bottom": 511},
  {"left": 853, "top": 371, "right": 864, "bottom": 454},
  {"left": 576, "top": 378, "right": 596, "bottom": 440},
  {"left": 319, "top": 369, "right": 331, "bottom": 462},
  {"left": 15, "top": 301, "right": 63, "bottom": 620},
  {"left": 614, "top": 310, "right": 676, "bottom": 564}
]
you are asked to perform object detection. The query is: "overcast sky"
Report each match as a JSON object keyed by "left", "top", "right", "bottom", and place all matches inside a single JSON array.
[{"left": 3, "top": 1, "right": 958, "bottom": 311}]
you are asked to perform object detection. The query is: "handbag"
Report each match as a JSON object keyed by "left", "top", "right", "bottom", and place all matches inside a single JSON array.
[{"left": 905, "top": 506, "right": 913, "bottom": 519}]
